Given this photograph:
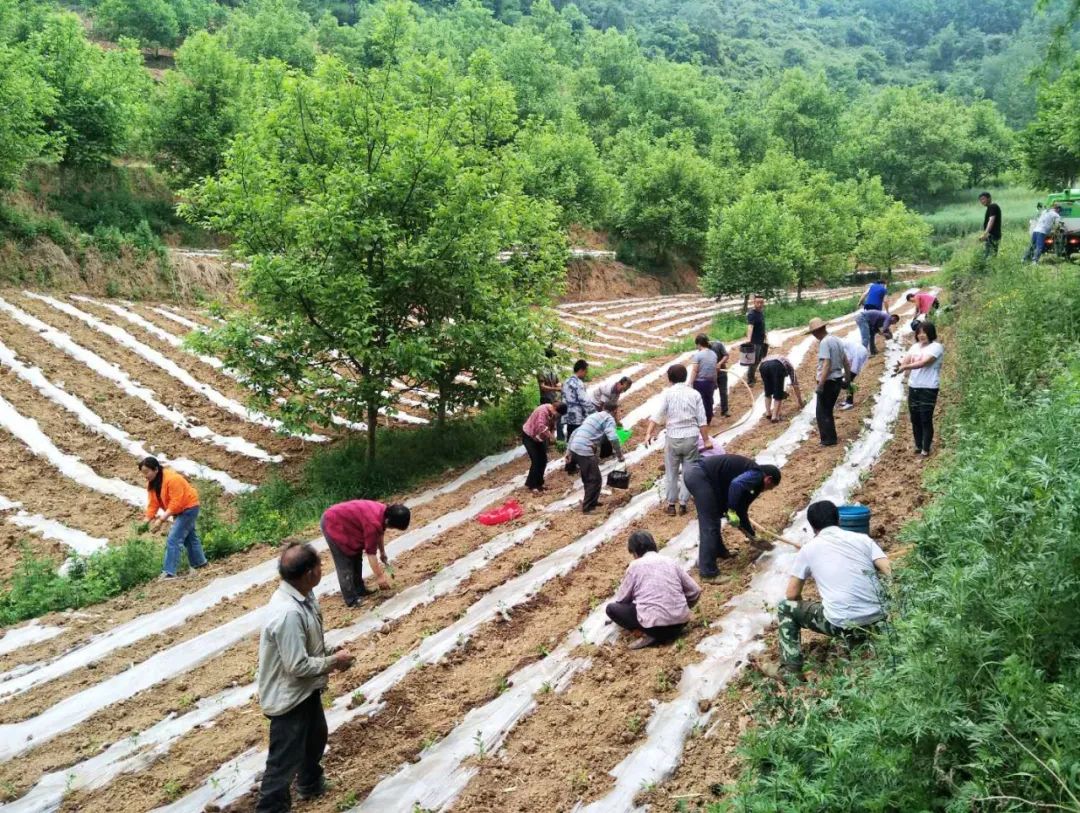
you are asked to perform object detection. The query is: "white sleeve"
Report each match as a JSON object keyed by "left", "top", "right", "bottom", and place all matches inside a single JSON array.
[
  {"left": 791, "top": 547, "right": 812, "bottom": 580},
  {"left": 868, "top": 540, "right": 887, "bottom": 561}
]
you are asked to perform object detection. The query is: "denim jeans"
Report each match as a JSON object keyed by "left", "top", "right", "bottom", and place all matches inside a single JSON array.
[
  {"left": 256, "top": 690, "right": 328, "bottom": 813},
  {"left": 162, "top": 506, "right": 207, "bottom": 576},
  {"left": 1033, "top": 231, "right": 1048, "bottom": 263},
  {"left": 692, "top": 379, "right": 716, "bottom": 423},
  {"left": 855, "top": 312, "right": 878, "bottom": 355}
]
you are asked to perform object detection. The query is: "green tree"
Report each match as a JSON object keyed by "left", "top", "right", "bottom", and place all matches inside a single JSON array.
[
  {"left": 223, "top": 0, "right": 318, "bottom": 70},
  {"left": 613, "top": 132, "right": 718, "bottom": 260},
  {"left": 856, "top": 201, "right": 931, "bottom": 275},
  {"left": 701, "top": 195, "right": 801, "bottom": 307},
  {"left": 29, "top": 12, "right": 150, "bottom": 165},
  {"left": 763, "top": 68, "right": 841, "bottom": 166},
  {"left": 516, "top": 121, "right": 615, "bottom": 227},
  {"left": 183, "top": 53, "right": 565, "bottom": 459},
  {"left": 95, "top": 0, "right": 180, "bottom": 55},
  {"left": 1021, "top": 58, "right": 1080, "bottom": 188},
  {"left": 841, "top": 86, "right": 973, "bottom": 203},
  {"left": 151, "top": 31, "right": 246, "bottom": 186},
  {"left": 0, "top": 44, "right": 54, "bottom": 188}
]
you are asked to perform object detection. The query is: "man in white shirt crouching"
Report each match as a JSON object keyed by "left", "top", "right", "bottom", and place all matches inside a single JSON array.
[{"left": 777, "top": 500, "right": 891, "bottom": 675}]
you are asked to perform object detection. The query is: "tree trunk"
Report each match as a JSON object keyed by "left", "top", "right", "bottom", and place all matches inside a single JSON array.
[
  {"left": 436, "top": 381, "right": 449, "bottom": 428},
  {"left": 366, "top": 400, "right": 378, "bottom": 463},
  {"left": 741, "top": 293, "right": 750, "bottom": 313},
  {"left": 796, "top": 274, "right": 804, "bottom": 304}
]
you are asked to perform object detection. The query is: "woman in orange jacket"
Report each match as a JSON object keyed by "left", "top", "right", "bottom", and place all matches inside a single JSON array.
[{"left": 140, "top": 457, "right": 208, "bottom": 578}]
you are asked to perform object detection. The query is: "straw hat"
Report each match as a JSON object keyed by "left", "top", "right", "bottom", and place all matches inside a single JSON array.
[{"left": 806, "top": 317, "right": 828, "bottom": 334}]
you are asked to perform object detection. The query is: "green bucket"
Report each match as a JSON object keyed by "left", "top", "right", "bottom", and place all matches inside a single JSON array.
[{"left": 616, "top": 427, "right": 632, "bottom": 444}]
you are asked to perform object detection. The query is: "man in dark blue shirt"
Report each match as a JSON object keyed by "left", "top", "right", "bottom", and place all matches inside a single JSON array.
[
  {"left": 683, "top": 454, "right": 781, "bottom": 578},
  {"left": 854, "top": 309, "right": 899, "bottom": 355}
]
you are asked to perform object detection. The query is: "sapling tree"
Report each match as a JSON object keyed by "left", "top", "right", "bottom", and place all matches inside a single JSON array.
[
  {"left": 856, "top": 202, "right": 931, "bottom": 276},
  {"left": 184, "top": 40, "right": 564, "bottom": 460}
]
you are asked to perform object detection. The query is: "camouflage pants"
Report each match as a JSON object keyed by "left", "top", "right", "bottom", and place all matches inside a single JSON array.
[{"left": 777, "top": 600, "right": 880, "bottom": 669}]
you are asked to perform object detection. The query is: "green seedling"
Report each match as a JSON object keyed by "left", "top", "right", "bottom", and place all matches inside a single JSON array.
[{"left": 336, "top": 790, "right": 358, "bottom": 811}]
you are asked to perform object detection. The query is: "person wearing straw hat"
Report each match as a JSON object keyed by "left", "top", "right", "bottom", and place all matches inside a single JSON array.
[{"left": 807, "top": 317, "right": 850, "bottom": 447}]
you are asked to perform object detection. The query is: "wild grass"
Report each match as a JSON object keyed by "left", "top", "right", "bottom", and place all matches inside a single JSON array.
[
  {"left": 919, "top": 184, "right": 1047, "bottom": 241},
  {"left": 717, "top": 257, "right": 1080, "bottom": 811},
  {"left": 0, "top": 390, "right": 534, "bottom": 625}
]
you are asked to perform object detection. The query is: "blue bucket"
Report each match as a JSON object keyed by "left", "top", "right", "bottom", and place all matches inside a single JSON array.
[{"left": 838, "top": 504, "right": 871, "bottom": 535}]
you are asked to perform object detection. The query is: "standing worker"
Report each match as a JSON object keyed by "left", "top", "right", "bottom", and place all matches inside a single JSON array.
[
  {"left": 320, "top": 500, "right": 411, "bottom": 607},
  {"left": 606, "top": 531, "right": 701, "bottom": 650},
  {"left": 978, "top": 191, "right": 1002, "bottom": 257},
  {"left": 776, "top": 501, "right": 890, "bottom": 676},
  {"left": 896, "top": 321, "right": 944, "bottom": 458},
  {"left": 566, "top": 404, "right": 625, "bottom": 514},
  {"left": 561, "top": 359, "right": 591, "bottom": 473},
  {"left": 744, "top": 296, "right": 768, "bottom": 386},
  {"left": 840, "top": 337, "right": 869, "bottom": 410},
  {"left": 758, "top": 355, "right": 805, "bottom": 423},
  {"left": 1028, "top": 202, "right": 1062, "bottom": 264},
  {"left": 139, "top": 456, "right": 207, "bottom": 579},
  {"left": 709, "top": 337, "right": 731, "bottom": 417},
  {"left": 536, "top": 347, "right": 563, "bottom": 440},
  {"left": 522, "top": 401, "right": 568, "bottom": 493},
  {"left": 858, "top": 278, "right": 889, "bottom": 312},
  {"left": 683, "top": 454, "right": 781, "bottom": 578},
  {"left": 256, "top": 543, "right": 355, "bottom": 812},
  {"left": 688, "top": 334, "right": 719, "bottom": 424},
  {"left": 643, "top": 363, "right": 713, "bottom": 516},
  {"left": 855, "top": 309, "right": 899, "bottom": 355},
  {"left": 808, "top": 318, "right": 850, "bottom": 447}
]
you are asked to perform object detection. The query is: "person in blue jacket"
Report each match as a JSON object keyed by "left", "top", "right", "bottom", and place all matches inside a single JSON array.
[{"left": 683, "top": 454, "right": 780, "bottom": 578}]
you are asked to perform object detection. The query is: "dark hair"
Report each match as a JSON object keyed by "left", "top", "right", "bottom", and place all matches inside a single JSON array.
[
  {"left": 627, "top": 530, "right": 658, "bottom": 557},
  {"left": 554, "top": 402, "right": 568, "bottom": 415},
  {"left": 573, "top": 359, "right": 588, "bottom": 373},
  {"left": 978, "top": 191, "right": 991, "bottom": 200},
  {"left": 759, "top": 464, "right": 781, "bottom": 485},
  {"left": 667, "top": 363, "right": 688, "bottom": 384},
  {"left": 806, "top": 500, "right": 839, "bottom": 532},
  {"left": 279, "top": 542, "right": 319, "bottom": 581},
  {"left": 386, "top": 503, "right": 411, "bottom": 531},
  {"left": 905, "top": 292, "right": 915, "bottom": 301},
  {"left": 889, "top": 314, "right": 900, "bottom": 323},
  {"left": 694, "top": 333, "right": 709, "bottom": 347},
  {"left": 140, "top": 456, "right": 164, "bottom": 504},
  {"left": 545, "top": 346, "right": 556, "bottom": 359},
  {"left": 917, "top": 321, "right": 937, "bottom": 342},
  {"left": 618, "top": 376, "right": 632, "bottom": 389}
]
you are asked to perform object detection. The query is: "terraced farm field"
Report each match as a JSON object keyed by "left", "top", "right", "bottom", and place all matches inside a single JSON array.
[{"left": 0, "top": 282, "right": 925, "bottom": 813}]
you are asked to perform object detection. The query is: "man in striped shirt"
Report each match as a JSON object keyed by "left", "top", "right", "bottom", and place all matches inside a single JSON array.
[
  {"left": 567, "top": 405, "right": 625, "bottom": 513},
  {"left": 561, "top": 359, "right": 592, "bottom": 474},
  {"left": 644, "top": 364, "right": 714, "bottom": 516}
]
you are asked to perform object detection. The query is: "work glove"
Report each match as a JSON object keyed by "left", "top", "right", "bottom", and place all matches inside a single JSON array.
[{"left": 726, "top": 510, "right": 739, "bottom": 527}]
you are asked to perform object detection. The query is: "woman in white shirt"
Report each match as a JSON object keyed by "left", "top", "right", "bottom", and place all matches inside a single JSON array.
[{"left": 896, "top": 321, "right": 944, "bottom": 457}]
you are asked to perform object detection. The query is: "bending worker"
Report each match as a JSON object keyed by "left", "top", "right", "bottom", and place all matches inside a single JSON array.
[
  {"left": 140, "top": 456, "right": 207, "bottom": 579},
  {"left": 320, "top": 500, "right": 411, "bottom": 606},
  {"left": 566, "top": 404, "right": 625, "bottom": 514},
  {"left": 683, "top": 454, "right": 780, "bottom": 579}
]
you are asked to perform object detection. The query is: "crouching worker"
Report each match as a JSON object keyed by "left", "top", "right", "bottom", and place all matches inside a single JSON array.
[
  {"left": 566, "top": 404, "right": 625, "bottom": 514},
  {"left": 777, "top": 500, "right": 891, "bottom": 675},
  {"left": 606, "top": 531, "right": 701, "bottom": 650},
  {"left": 683, "top": 454, "right": 780, "bottom": 579},
  {"left": 320, "top": 500, "right": 411, "bottom": 607},
  {"left": 256, "top": 543, "right": 355, "bottom": 812}
]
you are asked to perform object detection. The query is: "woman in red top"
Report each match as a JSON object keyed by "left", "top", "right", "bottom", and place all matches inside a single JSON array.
[
  {"left": 139, "top": 457, "right": 207, "bottom": 579},
  {"left": 320, "top": 500, "right": 411, "bottom": 606},
  {"left": 521, "top": 402, "right": 568, "bottom": 493}
]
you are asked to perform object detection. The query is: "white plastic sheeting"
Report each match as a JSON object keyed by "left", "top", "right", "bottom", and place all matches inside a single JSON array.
[
  {"left": 577, "top": 326, "right": 914, "bottom": 813},
  {"left": 0, "top": 296, "right": 282, "bottom": 462},
  {"left": 0, "top": 621, "right": 65, "bottom": 658},
  {"left": 26, "top": 293, "right": 326, "bottom": 443},
  {"left": 0, "top": 393, "right": 144, "bottom": 507},
  {"left": 0, "top": 493, "right": 109, "bottom": 557},
  {"left": 157, "top": 490, "right": 661, "bottom": 813},
  {"left": 0, "top": 338, "right": 253, "bottom": 494},
  {"left": 4, "top": 522, "right": 546, "bottom": 813}
]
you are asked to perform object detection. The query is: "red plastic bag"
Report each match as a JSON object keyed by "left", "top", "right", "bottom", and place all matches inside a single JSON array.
[{"left": 477, "top": 499, "right": 524, "bottom": 526}]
